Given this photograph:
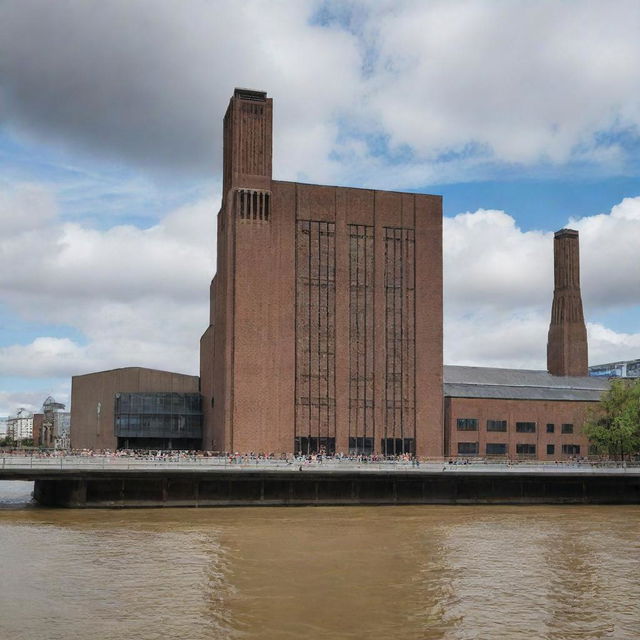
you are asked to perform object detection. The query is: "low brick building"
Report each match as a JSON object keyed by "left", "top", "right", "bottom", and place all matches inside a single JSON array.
[
  {"left": 71, "top": 367, "right": 201, "bottom": 451},
  {"left": 444, "top": 366, "right": 609, "bottom": 459}
]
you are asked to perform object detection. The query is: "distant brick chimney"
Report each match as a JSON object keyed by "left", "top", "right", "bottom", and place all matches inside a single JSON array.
[{"left": 547, "top": 229, "right": 588, "bottom": 376}]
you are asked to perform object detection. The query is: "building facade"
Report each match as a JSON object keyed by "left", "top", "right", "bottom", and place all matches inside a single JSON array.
[
  {"left": 444, "top": 366, "right": 609, "bottom": 459},
  {"left": 6, "top": 408, "right": 34, "bottom": 442},
  {"left": 589, "top": 359, "right": 640, "bottom": 378},
  {"left": 71, "top": 367, "right": 202, "bottom": 450},
  {"left": 200, "top": 89, "right": 443, "bottom": 456},
  {"left": 66, "top": 89, "right": 625, "bottom": 459},
  {"left": 33, "top": 396, "right": 71, "bottom": 449}
]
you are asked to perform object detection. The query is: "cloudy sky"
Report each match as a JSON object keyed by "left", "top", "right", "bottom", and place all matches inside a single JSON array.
[{"left": 1, "top": 0, "right": 639, "bottom": 416}]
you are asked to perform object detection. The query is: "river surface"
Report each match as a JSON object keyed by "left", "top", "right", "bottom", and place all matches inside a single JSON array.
[{"left": 0, "top": 481, "right": 638, "bottom": 640}]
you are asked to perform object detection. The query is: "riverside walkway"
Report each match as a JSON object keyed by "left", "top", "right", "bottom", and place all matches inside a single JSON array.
[
  {"left": 1, "top": 454, "right": 640, "bottom": 479},
  {"left": 1, "top": 453, "right": 639, "bottom": 508}
]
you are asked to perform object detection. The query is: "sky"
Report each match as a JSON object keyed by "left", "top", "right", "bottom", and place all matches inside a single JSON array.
[{"left": 1, "top": 0, "right": 639, "bottom": 416}]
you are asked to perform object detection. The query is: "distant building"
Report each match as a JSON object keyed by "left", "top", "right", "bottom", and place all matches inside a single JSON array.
[
  {"left": 0, "top": 417, "right": 8, "bottom": 438},
  {"left": 7, "top": 408, "right": 34, "bottom": 442},
  {"left": 37, "top": 396, "right": 71, "bottom": 450},
  {"left": 589, "top": 359, "right": 640, "bottom": 378}
]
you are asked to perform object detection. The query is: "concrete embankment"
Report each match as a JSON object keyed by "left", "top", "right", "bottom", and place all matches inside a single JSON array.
[{"left": 29, "top": 469, "right": 640, "bottom": 507}]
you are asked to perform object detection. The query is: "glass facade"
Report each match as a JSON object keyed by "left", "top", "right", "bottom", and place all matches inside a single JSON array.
[{"left": 114, "top": 393, "right": 203, "bottom": 449}]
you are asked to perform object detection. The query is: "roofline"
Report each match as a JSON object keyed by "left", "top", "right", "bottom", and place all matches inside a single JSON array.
[
  {"left": 272, "top": 179, "right": 442, "bottom": 200},
  {"left": 72, "top": 366, "right": 199, "bottom": 380},
  {"left": 444, "top": 381, "right": 608, "bottom": 391},
  {"left": 444, "top": 394, "right": 601, "bottom": 403}
]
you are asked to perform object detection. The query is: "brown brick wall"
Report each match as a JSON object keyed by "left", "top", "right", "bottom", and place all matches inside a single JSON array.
[
  {"left": 445, "top": 396, "right": 596, "bottom": 460},
  {"left": 204, "top": 90, "right": 444, "bottom": 456}
]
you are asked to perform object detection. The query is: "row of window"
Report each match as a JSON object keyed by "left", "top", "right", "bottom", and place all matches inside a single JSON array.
[
  {"left": 458, "top": 442, "right": 581, "bottom": 456},
  {"left": 114, "top": 414, "right": 203, "bottom": 439},
  {"left": 115, "top": 393, "right": 202, "bottom": 415},
  {"left": 456, "top": 419, "right": 574, "bottom": 434},
  {"left": 294, "top": 437, "right": 417, "bottom": 456}
]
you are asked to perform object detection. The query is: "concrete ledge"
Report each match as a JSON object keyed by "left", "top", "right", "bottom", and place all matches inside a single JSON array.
[{"left": 30, "top": 469, "right": 640, "bottom": 507}]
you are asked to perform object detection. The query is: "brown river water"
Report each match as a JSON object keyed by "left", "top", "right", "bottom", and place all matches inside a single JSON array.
[{"left": 0, "top": 481, "right": 638, "bottom": 640}]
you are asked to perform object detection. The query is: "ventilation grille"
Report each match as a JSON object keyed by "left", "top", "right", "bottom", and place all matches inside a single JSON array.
[
  {"left": 235, "top": 188, "right": 270, "bottom": 222},
  {"left": 241, "top": 102, "right": 264, "bottom": 116}
]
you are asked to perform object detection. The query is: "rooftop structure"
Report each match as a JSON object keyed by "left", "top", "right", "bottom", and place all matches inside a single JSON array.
[{"left": 589, "top": 358, "right": 640, "bottom": 378}]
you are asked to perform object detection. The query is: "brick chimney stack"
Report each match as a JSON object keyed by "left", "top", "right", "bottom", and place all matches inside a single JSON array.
[
  {"left": 547, "top": 229, "right": 588, "bottom": 376},
  {"left": 222, "top": 88, "right": 272, "bottom": 202}
]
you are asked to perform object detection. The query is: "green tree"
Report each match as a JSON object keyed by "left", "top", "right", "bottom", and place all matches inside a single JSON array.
[{"left": 583, "top": 378, "right": 640, "bottom": 460}]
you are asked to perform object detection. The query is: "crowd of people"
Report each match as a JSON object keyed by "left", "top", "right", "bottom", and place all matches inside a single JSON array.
[{"left": 0, "top": 446, "right": 631, "bottom": 466}]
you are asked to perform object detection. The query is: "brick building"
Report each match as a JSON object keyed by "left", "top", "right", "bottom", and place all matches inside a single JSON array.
[
  {"left": 70, "top": 88, "right": 615, "bottom": 459},
  {"left": 443, "top": 366, "right": 608, "bottom": 459},
  {"left": 441, "top": 227, "right": 607, "bottom": 459},
  {"left": 71, "top": 367, "right": 201, "bottom": 450},
  {"left": 200, "top": 89, "right": 443, "bottom": 457}
]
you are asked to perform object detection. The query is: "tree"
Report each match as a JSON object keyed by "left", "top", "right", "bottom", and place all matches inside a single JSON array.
[{"left": 583, "top": 378, "right": 640, "bottom": 460}]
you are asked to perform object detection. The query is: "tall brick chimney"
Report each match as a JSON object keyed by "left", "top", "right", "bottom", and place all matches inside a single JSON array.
[
  {"left": 547, "top": 228, "right": 588, "bottom": 376},
  {"left": 222, "top": 88, "right": 273, "bottom": 201}
]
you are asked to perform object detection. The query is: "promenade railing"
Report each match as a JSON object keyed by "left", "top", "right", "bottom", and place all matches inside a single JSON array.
[{"left": 1, "top": 454, "right": 639, "bottom": 474}]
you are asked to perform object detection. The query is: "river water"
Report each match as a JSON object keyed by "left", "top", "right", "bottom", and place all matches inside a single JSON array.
[{"left": 0, "top": 481, "right": 638, "bottom": 640}]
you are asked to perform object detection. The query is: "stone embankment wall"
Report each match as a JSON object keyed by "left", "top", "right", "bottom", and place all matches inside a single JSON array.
[{"left": 32, "top": 470, "right": 640, "bottom": 507}]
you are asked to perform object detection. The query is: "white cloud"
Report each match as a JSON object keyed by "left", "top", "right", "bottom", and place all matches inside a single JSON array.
[
  {"left": 588, "top": 323, "right": 640, "bottom": 364},
  {"left": 1, "top": 0, "right": 640, "bottom": 409},
  {"left": 1, "top": 1, "right": 640, "bottom": 186},
  {"left": 570, "top": 196, "right": 640, "bottom": 309},
  {"left": 0, "top": 184, "right": 216, "bottom": 410},
  {"left": 0, "top": 183, "right": 57, "bottom": 234},
  {"left": 0, "top": 0, "right": 362, "bottom": 183},
  {"left": 0, "top": 391, "right": 48, "bottom": 417},
  {"left": 443, "top": 197, "right": 640, "bottom": 368},
  {"left": 444, "top": 210, "right": 551, "bottom": 313},
  {"left": 363, "top": 0, "right": 640, "bottom": 169}
]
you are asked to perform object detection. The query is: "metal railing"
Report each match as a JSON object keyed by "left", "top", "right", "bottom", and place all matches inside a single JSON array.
[{"left": 1, "top": 454, "right": 639, "bottom": 474}]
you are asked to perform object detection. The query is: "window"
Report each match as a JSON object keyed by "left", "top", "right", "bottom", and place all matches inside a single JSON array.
[
  {"left": 562, "top": 444, "right": 580, "bottom": 455},
  {"left": 380, "top": 438, "right": 415, "bottom": 456},
  {"left": 561, "top": 423, "right": 574, "bottom": 434},
  {"left": 546, "top": 423, "right": 555, "bottom": 433},
  {"left": 487, "top": 420, "right": 507, "bottom": 432},
  {"left": 295, "top": 437, "right": 336, "bottom": 455},
  {"left": 516, "top": 422, "right": 536, "bottom": 433},
  {"left": 547, "top": 444, "right": 555, "bottom": 455},
  {"left": 486, "top": 443, "right": 507, "bottom": 455},
  {"left": 457, "top": 442, "right": 478, "bottom": 455},
  {"left": 348, "top": 437, "right": 374, "bottom": 455},
  {"left": 113, "top": 392, "right": 203, "bottom": 445},
  {"left": 516, "top": 444, "right": 536, "bottom": 455},
  {"left": 236, "top": 188, "right": 270, "bottom": 221},
  {"left": 457, "top": 418, "right": 478, "bottom": 431}
]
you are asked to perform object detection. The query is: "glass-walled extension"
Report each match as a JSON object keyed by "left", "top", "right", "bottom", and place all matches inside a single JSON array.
[{"left": 114, "top": 393, "right": 203, "bottom": 450}]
